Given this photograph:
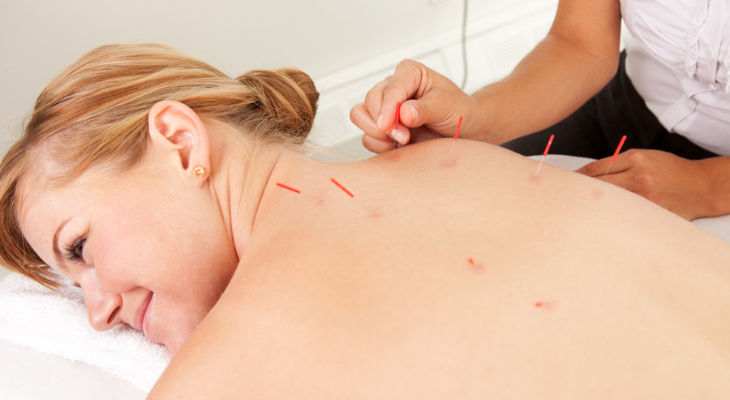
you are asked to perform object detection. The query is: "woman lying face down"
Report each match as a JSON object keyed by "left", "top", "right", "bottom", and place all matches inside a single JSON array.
[{"left": 2, "top": 44, "right": 730, "bottom": 397}]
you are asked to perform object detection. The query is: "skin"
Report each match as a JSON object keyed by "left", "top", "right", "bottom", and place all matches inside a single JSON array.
[
  {"left": 19, "top": 101, "right": 245, "bottom": 355},
  {"left": 152, "top": 122, "right": 730, "bottom": 398},
  {"left": 19, "top": 102, "right": 730, "bottom": 397},
  {"left": 348, "top": 0, "right": 730, "bottom": 220}
]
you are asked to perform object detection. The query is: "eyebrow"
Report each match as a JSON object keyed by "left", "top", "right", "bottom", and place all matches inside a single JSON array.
[{"left": 52, "top": 218, "right": 71, "bottom": 273}]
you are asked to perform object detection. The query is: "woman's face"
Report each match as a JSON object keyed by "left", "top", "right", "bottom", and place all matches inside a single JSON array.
[{"left": 18, "top": 157, "right": 239, "bottom": 355}]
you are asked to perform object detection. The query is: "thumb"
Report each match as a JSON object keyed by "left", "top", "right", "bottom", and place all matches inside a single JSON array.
[
  {"left": 399, "top": 100, "right": 424, "bottom": 127},
  {"left": 401, "top": 97, "right": 461, "bottom": 139},
  {"left": 402, "top": 97, "right": 447, "bottom": 127}
]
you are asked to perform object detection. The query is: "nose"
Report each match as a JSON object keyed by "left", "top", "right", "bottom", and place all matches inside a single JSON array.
[{"left": 82, "top": 279, "right": 124, "bottom": 331}]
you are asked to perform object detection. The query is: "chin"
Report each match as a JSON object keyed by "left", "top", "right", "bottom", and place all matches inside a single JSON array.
[
  {"left": 157, "top": 308, "right": 212, "bottom": 356},
  {"left": 162, "top": 334, "right": 185, "bottom": 356},
  {"left": 162, "top": 326, "right": 196, "bottom": 356},
  {"left": 167, "top": 341, "right": 181, "bottom": 356}
]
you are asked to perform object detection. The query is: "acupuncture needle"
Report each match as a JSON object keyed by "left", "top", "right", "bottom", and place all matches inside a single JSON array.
[
  {"left": 447, "top": 116, "right": 463, "bottom": 164},
  {"left": 276, "top": 182, "right": 301, "bottom": 194},
  {"left": 534, "top": 134, "right": 554, "bottom": 177},
  {"left": 393, "top": 102, "right": 401, "bottom": 156},
  {"left": 603, "top": 135, "right": 627, "bottom": 181}
]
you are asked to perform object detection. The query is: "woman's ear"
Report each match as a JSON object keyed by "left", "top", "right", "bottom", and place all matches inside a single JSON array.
[{"left": 147, "top": 100, "right": 211, "bottom": 182}]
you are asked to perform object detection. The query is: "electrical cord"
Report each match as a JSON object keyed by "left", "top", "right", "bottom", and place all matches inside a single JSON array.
[{"left": 459, "top": 0, "right": 469, "bottom": 90}]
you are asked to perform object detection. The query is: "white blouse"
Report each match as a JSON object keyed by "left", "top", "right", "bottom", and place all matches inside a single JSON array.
[{"left": 620, "top": 0, "right": 730, "bottom": 155}]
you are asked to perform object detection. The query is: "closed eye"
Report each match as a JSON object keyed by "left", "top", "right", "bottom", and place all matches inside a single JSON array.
[{"left": 63, "top": 236, "right": 86, "bottom": 263}]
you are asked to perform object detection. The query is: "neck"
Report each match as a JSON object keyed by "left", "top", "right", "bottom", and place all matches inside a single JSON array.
[{"left": 208, "top": 126, "right": 318, "bottom": 262}]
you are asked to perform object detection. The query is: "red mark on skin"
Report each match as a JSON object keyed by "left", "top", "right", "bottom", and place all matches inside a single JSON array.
[
  {"left": 276, "top": 182, "right": 300, "bottom": 194},
  {"left": 394, "top": 102, "right": 401, "bottom": 130},
  {"left": 388, "top": 146, "right": 400, "bottom": 161},
  {"left": 611, "top": 135, "right": 627, "bottom": 163},
  {"left": 454, "top": 116, "right": 463, "bottom": 140},
  {"left": 467, "top": 258, "right": 484, "bottom": 271},
  {"left": 542, "top": 134, "right": 554, "bottom": 157},
  {"left": 534, "top": 300, "right": 556, "bottom": 311},
  {"left": 591, "top": 188, "right": 604, "bottom": 200},
  {"left": 330, "top": 178, "right": 354, "bottom": 197},
  {"left": 528, "top": 174, "right": 542, "bottom": 185},
  {"left": 439, "top": 159, "right": 457, "bottom": 168}
]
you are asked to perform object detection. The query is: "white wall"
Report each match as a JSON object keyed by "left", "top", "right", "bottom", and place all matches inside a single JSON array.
[{"left": 0, "top": 0, "right": 557, "bottom": 153}]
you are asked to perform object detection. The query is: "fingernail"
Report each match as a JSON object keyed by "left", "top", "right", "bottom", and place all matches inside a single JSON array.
[
  {"left": 391, "top": 128, "right": 406, "bottom": 144},
  {"left": 376, "top": 114, "right": 384, "bottom": 131},
  {"left": 408, "top": 105, "right": 418, "bottom": 123}
]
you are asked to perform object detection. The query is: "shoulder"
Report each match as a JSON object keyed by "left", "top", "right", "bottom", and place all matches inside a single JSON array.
[
  {"left": 386, "top": 138, "right": 536, "bottom": 177},
  {"left": 147, "top": 258, "right": 359, "bottom": 398}
]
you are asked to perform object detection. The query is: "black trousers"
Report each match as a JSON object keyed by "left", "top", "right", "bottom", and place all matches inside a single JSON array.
[{"left": 500, "top": 51, "right": 718, "bottom": 161}]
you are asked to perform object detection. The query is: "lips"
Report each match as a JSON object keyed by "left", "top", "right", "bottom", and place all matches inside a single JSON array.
[{"left": 135, "top": 291, "right": 153, "bottom": 338}]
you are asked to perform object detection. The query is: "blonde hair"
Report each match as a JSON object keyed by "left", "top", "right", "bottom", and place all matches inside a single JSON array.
[{"left": 0, "top": 43, "right": 319, "bottom": 288}]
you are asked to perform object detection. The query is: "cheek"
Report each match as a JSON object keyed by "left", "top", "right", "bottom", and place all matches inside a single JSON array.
[
  {"left": 91, "top": 207, "right": 176, "bottom": 288},
  {"left": 92, "top": 201, "right": 237, "bottom": 296},
  {"left": 93, "top": 185, "right": 238, "bottom": 323}
]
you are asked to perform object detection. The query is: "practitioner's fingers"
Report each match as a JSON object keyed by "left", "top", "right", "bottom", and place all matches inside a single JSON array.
[
  {"left": 354, "top": 59, "right": 473, "bottom": 146},
  {"left": 362, "top": 73, "right": 410, "bottom": 141},
  {"left": 375, "top": 60, "right": 425, "bottom": 133},
  {"left": 357, "top": 77, "right": 412, "bottom": 146},
  {"left": 575, "top": 155, "right": 630, "bottom": 178},
  {"left": 598, "top": 158, "right": 667, "bottom": 211},
  {"left": 406, "top": 126, "right": 447, "bottom": 144},
  {"left": 578, "top": 149, "right": 714, "bottom": 220},
  {"left": 390, "top": 61, "right": 476, "bottom": 140},
  {"left": 599, "top": 167, "right": 639, "bottom": 192},
  {"left": 351, "top": 102, "right": 388, "bottom": 142},
  {"left": 363, "top": 76, "right": 391, "bottom": 130},
  {"left": 351, "top": 102, "right": 401, "bottom": 154},
  {"left": 362, "top": 133, "right": 398, "bottom": 154},
  {"left": 352, "top": 101, "right": 444, "bottom": 153}
]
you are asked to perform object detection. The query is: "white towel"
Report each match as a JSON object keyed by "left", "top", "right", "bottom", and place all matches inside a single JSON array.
[{"left": 0, "top": 273, "right": 171, "bottom": 393}]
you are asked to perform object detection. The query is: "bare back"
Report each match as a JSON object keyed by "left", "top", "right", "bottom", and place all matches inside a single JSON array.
[{"left": 150, "top": 139, "right": 730, "bottom": 398}]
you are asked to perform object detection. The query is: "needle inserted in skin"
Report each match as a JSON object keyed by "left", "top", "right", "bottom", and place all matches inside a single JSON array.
[
  {"left": 603, "top": 135, "right": 627, "bottom": 181},
  {"left": 534, "top": 134, "right": 554, "bottom": 177},
  {"left": 447, "top": 116, "right": 463, "bottom": 164},
  {"left": 330, "top": 178, "right": 354, "bottom": 197},
  {"left": 393, "top": 102, "right": 402, "bottom": 157},
  {"left": 276, "top": 182, "right": 301, "bottom": 194}
]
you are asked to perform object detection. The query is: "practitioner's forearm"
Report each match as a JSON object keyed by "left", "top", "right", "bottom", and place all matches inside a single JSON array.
[
  {"left": 467, "top": 0, "right": 622, "bottom": 144},
  {"left": 471, "top": 34, "right": 619, "bottom": 145}
]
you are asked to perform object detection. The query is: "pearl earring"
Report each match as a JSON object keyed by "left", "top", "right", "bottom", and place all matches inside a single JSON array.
[{"left": 193, "top": 166, "right": 206, "bottom": 178}]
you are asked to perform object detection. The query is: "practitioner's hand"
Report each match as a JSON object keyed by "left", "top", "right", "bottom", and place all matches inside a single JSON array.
[
  {"left": 349, "top": 59, "right": 480, "bottom": 154},
  {"left": 576, "top": 149, "right": 720, "bottom": 220}
]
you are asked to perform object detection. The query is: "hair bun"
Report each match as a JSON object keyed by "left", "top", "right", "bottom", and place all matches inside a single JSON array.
[{"left": 236, "top": 68, "right": 319, "bottom": 143}]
